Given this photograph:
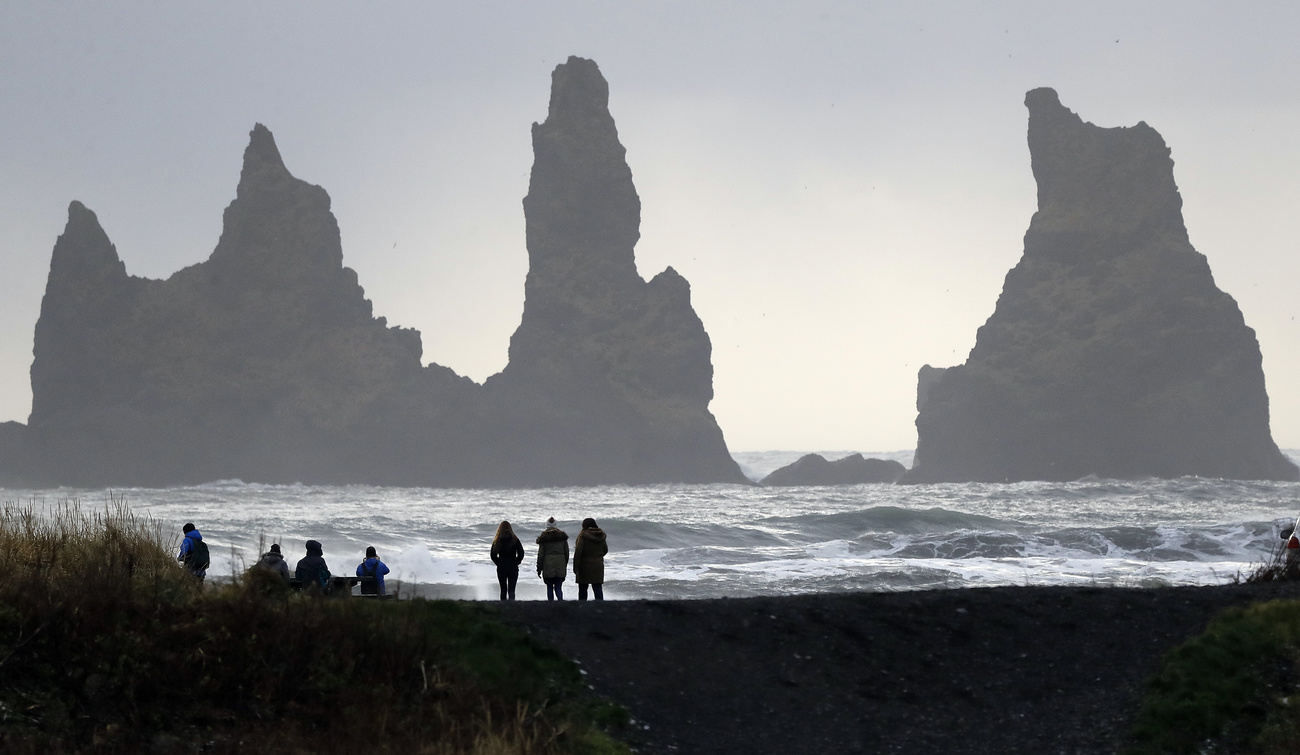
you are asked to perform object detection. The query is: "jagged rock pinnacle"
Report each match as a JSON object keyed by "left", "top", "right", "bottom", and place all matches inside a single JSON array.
[
  {"left": 14, "top": 58, "right": 744, "bottom": 488},
  {"left": 48, "top": 202, "right": 127, "bottom": 283},
  {"left": 906, "top": 89, "right": 1296, "bottom": 483},
  {"left": 235, "top": 123, "right": 291, "bottom": 199}
]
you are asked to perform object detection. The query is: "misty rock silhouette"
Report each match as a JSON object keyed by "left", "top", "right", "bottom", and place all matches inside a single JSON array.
[
  {"left": 905, "top": 88, "right": 1298, "bottom": 483},
  {"left": 485, "top": 56, "right": 741, "bottom": 485},
  {"left": 11, "top": 57, "right": 744, "bottom": 487},
  {"left": 761, "top": 453, "right": 906, "bottom": 486}
]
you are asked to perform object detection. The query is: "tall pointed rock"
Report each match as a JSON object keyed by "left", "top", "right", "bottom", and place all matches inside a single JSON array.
[
  {"left": 16, "top": 61, "right": 744, "bottom": 487},
  {"left": 30, "top": 202, "right": 140, "bottom": 427},
  {"left": 489, "top": 56, "right": 744, "bottom": 485},
  {"left": 905, "top": 89, "right": 1297, "bottom": 483}
]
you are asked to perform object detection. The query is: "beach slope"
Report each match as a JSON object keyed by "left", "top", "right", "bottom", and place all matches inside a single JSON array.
[{"left": 502, "top": 582, "right": 1300, "bottom": 753}]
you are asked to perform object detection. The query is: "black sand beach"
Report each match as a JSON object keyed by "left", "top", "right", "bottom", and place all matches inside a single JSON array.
[{"left": 501, "top": 582, "right": 1300, "bottom": 754}]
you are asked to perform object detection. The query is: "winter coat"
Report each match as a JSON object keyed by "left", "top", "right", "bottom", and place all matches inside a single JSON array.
[
  {"left": 178, "top": 530, "right": 208, "bottom": 578},
  {"left": 355, "top": 557, "right": 391, "bottom": 595},
  {"left": 535, "top": 527, "right": 569, "bottom": 580},
  {"left": 295, "top": 540, "right": 331, "bottom": 590},
  {"left": 491, "top": 535, "right": 525, "bottom": 576},
  {"left": 254, "top": 551, "right": 290, "bottom": 581},
  {"left": 573, "top": 527, "right": 608, "bottom": 585}
]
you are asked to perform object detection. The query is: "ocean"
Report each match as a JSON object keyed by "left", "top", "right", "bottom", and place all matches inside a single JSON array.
[{"left": 5, "top": 450, "right": 1299, "bottom": 601}]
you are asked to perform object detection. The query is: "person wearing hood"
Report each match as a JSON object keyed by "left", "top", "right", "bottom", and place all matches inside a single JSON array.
[
  {"left": 355, "top": 546, "right": 391, "bottom": 596},
  {"left": 535, "top": 517, "right": 569, "bottom": 601},
  {"left": 295, "top": 540, "right": 332, "bottom": 594},
  {"left": 253, "top": 543, "right": 290, "bottom": 582},
  {"left": 490, "top": 521, "right": 525, "bottom": 601},
  {"left": 574, "top": 518, "right": 609, "bottom": 601},
  {"left": 177, "top": 523, "right": 210, "bottom": 582}
]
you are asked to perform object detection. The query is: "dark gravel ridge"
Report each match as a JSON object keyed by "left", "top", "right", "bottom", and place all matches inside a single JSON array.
[{"left": 500, "top": 582, "right": 1300, "bottom": 754}]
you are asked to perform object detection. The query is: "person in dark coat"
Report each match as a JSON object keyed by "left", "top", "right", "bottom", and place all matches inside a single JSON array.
[
  {"left": 490, "top": 521, "right": 526, "bottom": 601},
  {"left": 355, "top": 546, "right": 391, "bottom": 596},
  {"left": 253, "top": 542, "right": 290, "bottom": 582},
  {"left": 535, "top": 517, "right": 569, "bottom": 601},
  {"left": 573, "top": 518, "right": 608, "bottom": 601},
  {"left": 295, "top": 539, "right": 331, "bottom": 594}
]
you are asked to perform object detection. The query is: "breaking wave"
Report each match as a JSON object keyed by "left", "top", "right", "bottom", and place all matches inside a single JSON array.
[{"left": 5, "top": 472, "right": 1299, "bottom": 599}]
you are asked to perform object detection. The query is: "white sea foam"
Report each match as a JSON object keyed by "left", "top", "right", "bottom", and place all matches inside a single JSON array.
[{"left": 4, "top": 475, "right": 1298, "bottom": 599}]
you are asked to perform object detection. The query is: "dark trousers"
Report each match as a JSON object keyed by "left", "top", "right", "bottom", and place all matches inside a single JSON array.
[
  {"left": 544, "top": 577, "right": 565, "bottom": 601},
  {"left": 497, "top": 571, "right": 518, "bottom": 601},
  {"left": 578, "top": 583, "right": 603, "bottom": 601}
]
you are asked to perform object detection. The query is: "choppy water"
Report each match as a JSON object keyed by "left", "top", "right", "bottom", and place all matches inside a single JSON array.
[{"left": 6, "top": 460, "right": 1300, "bottom": 601}]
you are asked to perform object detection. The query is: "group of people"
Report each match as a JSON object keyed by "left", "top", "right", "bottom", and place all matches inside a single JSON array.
[
  {"left": 491, "top": 517, "right": 608, "bottom": 601},
  {"left": 253, "top": 541, "right": 392, "bottom": 596},
  {"left": 177, "top": 515, "right": 609, "bottom": 602},
  {"left": 176, "top": 523, "right": 391, "bottom": 596}
]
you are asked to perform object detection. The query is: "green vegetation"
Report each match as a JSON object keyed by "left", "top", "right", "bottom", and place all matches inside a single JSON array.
[
  {"left": 1129, "top": 599, "right": 1300, "bottom": 754},
  {"left": 0, "top": 500, "right": 629, "bottom": 754}
]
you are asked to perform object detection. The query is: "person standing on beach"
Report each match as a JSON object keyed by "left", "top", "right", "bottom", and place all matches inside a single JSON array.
[
  {"left": 295, "top": 540, "right": 331, "bottom": 594},
  {"left": 573, "top": 518, "right": 608, "bottom": 601},
  {"left": 491, "top": 521, "right": 526, "bottom": 600},
  {"left": 177, "top": 523, "right": 210, "bottom": 583},
  {"left": 253, "top": 543, "right": 290, "bottom": 582},
  {"left": 536, "top": 517, "right": 569, "bottom": 601},
  {"left": 355, "top": 546, "right": 391, "bottom": 596}
]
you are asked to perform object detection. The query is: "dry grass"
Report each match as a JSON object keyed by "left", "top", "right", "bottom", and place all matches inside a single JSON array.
[
  {"left": 0, "top": 498, "right": 627, "bottom": 754},
  {"left": 0, "top": 496, "right": 190, "bottom": 600},
  {"left": 1233, "top": 523, "right": 1300, "bottom": 585}
]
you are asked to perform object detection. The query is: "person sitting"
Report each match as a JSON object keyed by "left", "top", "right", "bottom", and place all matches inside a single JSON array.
[
  {"left": 355, "top": 546, "right": 391, "bottom": 596},
  {"left": 253, "top": 543, "right": 290, "bottom": 582},
  {"left": 295, "top": 540, "right": 331, "bottom": 594}
]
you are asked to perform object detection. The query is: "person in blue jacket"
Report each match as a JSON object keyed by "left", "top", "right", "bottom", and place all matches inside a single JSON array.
[
  {"left": 355, "top": 546, "right": 391, "bottom": 596},
  {"left": 177, "top": 523, "right": 209, "bottom": 582}
]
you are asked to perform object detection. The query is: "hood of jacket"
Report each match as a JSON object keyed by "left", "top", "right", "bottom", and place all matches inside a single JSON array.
[
  {"left": 261, "top": 551, "right": 284, "bottom": 564},
  {"left": 186, "top": 529, "right": 204, "bottom": 543},
  {"left": 578, "top": 527, "right": 606, "bottom": 544},
  {"left": 537, "top": 528, "right": 568, "bottom": 544},
  {"left": 305, "top": 539, "right": 323, "bottom": 557}
]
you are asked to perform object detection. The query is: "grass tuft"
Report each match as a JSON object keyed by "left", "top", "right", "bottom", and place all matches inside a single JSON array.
[
  {"left": 1232, "top": 522, "right": 1300, "bottom": 585},
  {"left": 1129, "top": 599, "right": 1300, "bottom": 754},
  {"left": 0, "top": 499, "right": 629, "bottom": 754}
]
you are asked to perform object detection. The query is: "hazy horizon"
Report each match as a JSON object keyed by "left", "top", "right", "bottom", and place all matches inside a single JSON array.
[{"left": 3, "top": 2, "right": 1298, "bottom": 454}]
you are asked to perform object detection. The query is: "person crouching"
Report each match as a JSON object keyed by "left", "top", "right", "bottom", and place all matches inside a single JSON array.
[{"left": 536, "top": 517, "right": 569, "bottom": 601}]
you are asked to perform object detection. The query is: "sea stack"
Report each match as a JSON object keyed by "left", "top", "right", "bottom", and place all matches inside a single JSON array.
[
  {"left": 12, "top": 57, "right": 744, "bottom": 488},
  {"left": 485, "top": 56, "right": 744, "bottom": 485},
  {"left": 905, "top": 88, "right": 1297, "bottom": 483},
  {"left": 761, "top": 453, "right": 906, "bottom": 486},
  {"left": 25, "top": 131, "right": 468, "bottom": 485}
]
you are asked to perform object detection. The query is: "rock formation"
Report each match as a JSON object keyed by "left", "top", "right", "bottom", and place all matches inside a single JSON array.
[
  {"left": 482, "top": 56, "right": 740, "bottom": 485},
  {"left": 0, "top": 422, "right": 26, "bottom": 486},
  {"left": 12, "top": 56, "right": 745, "bottom": 487},
  {"left": 905, "top": 88, "right": 1297, "bottom": 483},
  {"left": 761, "top": 453, "right": 906, "bottom": 486}
]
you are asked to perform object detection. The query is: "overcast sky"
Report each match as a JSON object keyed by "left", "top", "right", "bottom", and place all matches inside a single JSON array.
[{"left": 2, "top": 2, "right": 1298, "bottom": 454}]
